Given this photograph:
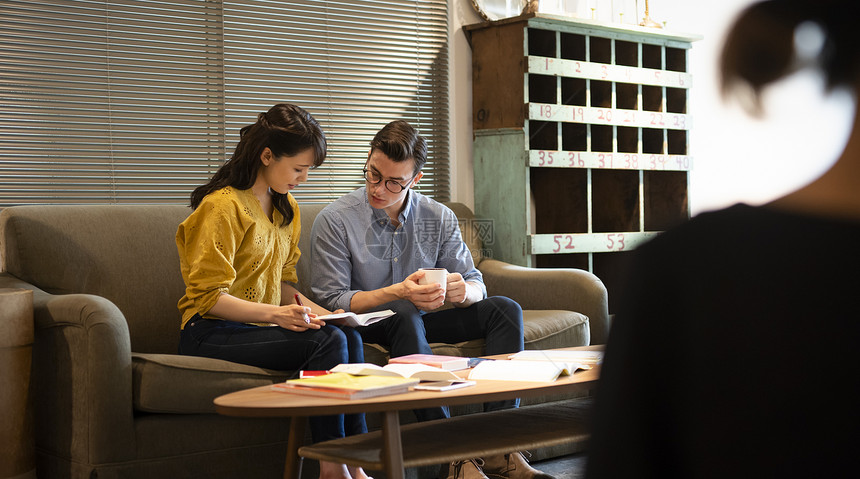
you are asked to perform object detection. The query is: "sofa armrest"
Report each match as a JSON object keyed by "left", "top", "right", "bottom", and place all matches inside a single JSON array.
[
  {"left": 0, "top": 273, "right": 137, "bottom": 464},
  {"left": 478, "top": 259, "right": 611, "bottom": 344}
]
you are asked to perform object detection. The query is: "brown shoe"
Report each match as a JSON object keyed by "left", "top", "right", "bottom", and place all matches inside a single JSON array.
[
  {"left": 446, "top": 459, "right": 489, "bottom": 479},
  {"left": 481, "top": 451, "right": 555, "bottom": 479}
]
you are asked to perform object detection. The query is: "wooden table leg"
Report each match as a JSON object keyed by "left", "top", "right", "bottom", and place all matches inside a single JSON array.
[
  {"left": 380, "top": 410, "right": 405, "bottom": 479},
  {"left": 284, "top": 417, "right": 306, "bottom": 479}
]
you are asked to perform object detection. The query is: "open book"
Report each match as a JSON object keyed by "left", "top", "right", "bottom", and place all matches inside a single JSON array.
[
  {"left": 315, "top": 309, "right": 395, "bottom": 328},
  {"left": 273, "top": 372, "right": 418, "bottom": 400},
  {"left": 507, "top": 349, "right": 603, "bottom": 366},
  {"left": 467, "top": 358, "right": 590, "bottom": 383},
  {"left": 330, "top": 362, "right": 461, "bottom": 381}
]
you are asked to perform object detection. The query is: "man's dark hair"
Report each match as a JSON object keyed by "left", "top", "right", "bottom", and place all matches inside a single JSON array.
[{"left": 369, "top": 120, "right": 427, "bottom": 175}]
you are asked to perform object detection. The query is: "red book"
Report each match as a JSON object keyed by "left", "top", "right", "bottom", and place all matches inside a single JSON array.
[{"left": 388, "top": 353, "right": 470, "bottom": 371}]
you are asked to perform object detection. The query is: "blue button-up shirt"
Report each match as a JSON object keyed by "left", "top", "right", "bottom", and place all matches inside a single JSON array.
[{"left": 310, "top": 187, "right": 486, "bottom": 312}]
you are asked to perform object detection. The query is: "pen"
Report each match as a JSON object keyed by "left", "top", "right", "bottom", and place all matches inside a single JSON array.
[{"left": 294, "top": 294, "right": 310, "bottom": 324}]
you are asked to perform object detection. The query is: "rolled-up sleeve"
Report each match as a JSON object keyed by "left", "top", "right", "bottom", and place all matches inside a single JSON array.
[
  {"left": 438, "top": 209, "right": 487, "bottom": 298},
  {"left": 281, "top": 199, "right": 302, "bottom": 284},
  {"left": 176, "top": 201, "right": 240, "bottom": 320},
  {"left": 310, "top": 209, "right": 357, "bottom": 311}
]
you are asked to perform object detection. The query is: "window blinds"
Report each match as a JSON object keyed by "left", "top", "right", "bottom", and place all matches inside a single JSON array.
[{"left": 0, "top": 0, "right": 450, "bottom": 206}]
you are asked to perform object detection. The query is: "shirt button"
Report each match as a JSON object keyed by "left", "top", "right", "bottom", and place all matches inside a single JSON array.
[{"left": 394, "top": 258, "right": 398, "bottom": 262}]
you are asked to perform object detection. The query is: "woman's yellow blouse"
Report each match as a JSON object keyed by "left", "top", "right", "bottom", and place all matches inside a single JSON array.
[{"left": 175, "top": 186, "right": 301, "bottom": 328}]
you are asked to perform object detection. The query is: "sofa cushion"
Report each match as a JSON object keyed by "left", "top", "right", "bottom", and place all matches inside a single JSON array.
[
  {"left": 523, "top": 310, "right": 590, "bottom": 350},
  {"left": 132, "top": 353, "right": 290, "bottom": 414}
]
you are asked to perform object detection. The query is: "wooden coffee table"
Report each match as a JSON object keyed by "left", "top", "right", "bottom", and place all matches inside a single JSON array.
[{"left": 214, "top": 347, "right": 600, "bottom": 479}]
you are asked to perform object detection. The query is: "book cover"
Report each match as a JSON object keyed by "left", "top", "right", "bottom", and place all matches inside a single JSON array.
[
  {"left": 315, "top": 309, "right": 395, "bottom": 327},
  {"left": 329, "top": 362, "right": 461, "bottom": 381},
  {"left": 387, "top": 353, "right": 470, "bottom": 371},
  {"left": 273, "top": 372, "right": 419, "bottom": 399}
]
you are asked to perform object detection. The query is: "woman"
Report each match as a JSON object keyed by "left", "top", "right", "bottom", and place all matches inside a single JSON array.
[
  {"left": 176, "top": 103, "right": 369, "bottom": 479},
  {"left": 586, "top": 1, "right": 860, "bottom": 477}
]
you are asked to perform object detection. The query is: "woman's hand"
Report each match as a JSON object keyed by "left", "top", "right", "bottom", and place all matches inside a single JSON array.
[{"left": 269, "top": 304, "right": 324, "bottom": 331}]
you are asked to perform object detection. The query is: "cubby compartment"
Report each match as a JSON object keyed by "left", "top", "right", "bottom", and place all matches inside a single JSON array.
[
  {"left": 592, "top": 169, "right": 640, "bottom": 232},
  {"left": 642, "top": 128, "right": 664, "bottom": 154},
  {"left": 615, "top": 40, "right": 638, "bottom": 67},
  {"left": 667, "top": 129, "right": 687, "bottom": 155},
  {"left": 536, "top": 253, "right": 589, "bottom": 269},
  {"left": 529, "top": 74, "right": 557, "bottom": 103},
  {"left": 561, "top": 77, "right": 587, "bottom": 106},
  {"left": 590, "top": 80, "right": 612, "bottom": 108},
  {"left": 560, "top": 32, "right": 586, "bottom": 60},
  {"left": 616, "top": 82, "right": 638, "bottom": 110},
  {"left": 644, "top": 171, "right": 689, "bottom": 231},
  {"left": 529, "top": 121, "right": 558, "bottom": 150},
  {"left": 617, "top": 126, "right": 638, "bottom": 153},
  {"left": 528, "top": 28, "right": 556, "bottom": 57},
  {"left": 642, "top": 85, "right": 663, "bottom": 112},
  {"left": 666, "top": 87, "right": 686, "bottom": 113},
  {"left": 562, "top": 122, "right": 587, "bottom": 151},
  {"left": 666, "top": 47, "right": 687, "bottom": 72},
  {"left": 590, "top": 36, "right": 611, "bottom": 64},
  {"left": 592, "top": 251, "right": 636, "bottom": 311},
  {"left": 591, "top": 124, "right": 613, "bottom": 152},
  {"left": 531, "top": 168, "right": 588, "bottom": 234},
  {"left": 642, "top": 43, "right": 662, "bottom": 69}
]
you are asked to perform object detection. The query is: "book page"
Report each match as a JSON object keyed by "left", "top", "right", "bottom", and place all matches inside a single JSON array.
[
  {"left": 329, "top": 362, "right": 459, "bottom": 380},
  {"left": 508, "top": 349, "right": 603, "bottom": 365},
  {"left": 467, "top": 360, "right": 570, "bottom": 382},
  {"left": 315, "top": 309, "right": 395, "bottom": 327}
]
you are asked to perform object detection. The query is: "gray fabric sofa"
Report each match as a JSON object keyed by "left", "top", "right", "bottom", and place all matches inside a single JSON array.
[{"left": 0, "top": 202, "right": 608, "bottom": 479}]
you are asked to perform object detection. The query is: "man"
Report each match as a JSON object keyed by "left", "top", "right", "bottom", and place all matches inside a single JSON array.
[{"left": 310, "top": 120, "right": 552, "bottom": 479}]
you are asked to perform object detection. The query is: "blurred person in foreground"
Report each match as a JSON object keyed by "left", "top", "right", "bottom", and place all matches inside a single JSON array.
[{"left": 586, "top": 1, "right": 860, "bottom": 477}]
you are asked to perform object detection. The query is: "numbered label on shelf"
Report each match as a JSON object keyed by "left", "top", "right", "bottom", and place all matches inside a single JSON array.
[
  {"left": 530, "top": 232, "right": 659, "bottom": 255},
  {"left": 529, "top": 103, "right": 690, "bottom": 130},
  {"left": 528, "top": 56, "right": 692, "bottom": 89},
  {"left": 530, "top": 150, "right": 693, "bottom": 171}
]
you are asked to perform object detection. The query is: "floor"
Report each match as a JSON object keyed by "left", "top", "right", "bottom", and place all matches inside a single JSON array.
[
  {"left": 301, "top": 452, "right": 588, "bottom": 479},
  {"left": 531, "top": 453, "right": 588, "bottom": 479}
]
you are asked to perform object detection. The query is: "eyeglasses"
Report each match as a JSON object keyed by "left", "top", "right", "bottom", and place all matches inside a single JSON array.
[{"left": 363, "top": 168, "right": 415, "bottom": 194}]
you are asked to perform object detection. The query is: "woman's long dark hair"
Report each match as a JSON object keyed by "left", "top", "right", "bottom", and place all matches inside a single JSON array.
[
  {"left": 190, "top": 103, "right": 326, "bottom": 226},
  {"left": 720, "top": 0, "right": 860, "bottom": 112}
]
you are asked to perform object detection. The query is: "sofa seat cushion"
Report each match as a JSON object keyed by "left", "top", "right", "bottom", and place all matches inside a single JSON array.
[
  {"left": 523, "top": 310, "right": 590, "bottom": 350},
  {"left": 361, "top": 310, "right": 590, "bottom": 365},
  {"left": 132, "top": 353, "right": 289, "bottom": 414}
]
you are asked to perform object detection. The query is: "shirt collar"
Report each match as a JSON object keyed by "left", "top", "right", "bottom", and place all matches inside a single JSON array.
[{"left": 365, "top": 187, "right": 416, "bottom": 226}]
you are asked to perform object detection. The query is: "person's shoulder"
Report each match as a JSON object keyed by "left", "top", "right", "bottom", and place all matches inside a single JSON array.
[
  {"left": 411, "top": 190, "right": 451, "bottom": 217},
  {"left": 638, "top": 203, "right": 791, "bottom": 261},
  {"left": 196, "top": 186, "right": 245, "bottom": 211},
  {"left": 317, "top": 188, "right": 365, "bottom": 222}
]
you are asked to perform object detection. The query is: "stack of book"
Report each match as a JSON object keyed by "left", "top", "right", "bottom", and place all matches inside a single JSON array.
[{"left": 272, "top": 372, "right": 418, "bottom": 400}]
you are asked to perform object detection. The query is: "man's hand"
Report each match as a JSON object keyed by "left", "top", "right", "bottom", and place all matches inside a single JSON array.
[
  {"left": 445, "top": 272, "right": 468, "bottom": 304},
  {"left": 400, "top": 270, "right": 445, "bottom": 310}
]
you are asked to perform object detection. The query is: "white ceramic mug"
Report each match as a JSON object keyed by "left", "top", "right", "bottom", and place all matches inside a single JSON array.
[{"left": 418, "top": 267, "right": 448, "bottom": 296}]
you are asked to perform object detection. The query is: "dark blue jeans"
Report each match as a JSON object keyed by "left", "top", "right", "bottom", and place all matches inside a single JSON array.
[
  {"left": 180, "top": 316, "right": 367, "bottom": 442},
  {"left": 357, "top": 296, "right": 525, "bottom": 421}
]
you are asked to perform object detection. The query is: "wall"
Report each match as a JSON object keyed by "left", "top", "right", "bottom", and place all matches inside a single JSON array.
[{"left": 448, "top": 0, "right": 854, "bottom": 215}]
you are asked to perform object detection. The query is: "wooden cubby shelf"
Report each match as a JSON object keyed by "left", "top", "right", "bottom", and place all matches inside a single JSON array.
[{"left": 467, "top": 13, "right": 700, "bottom": 311}]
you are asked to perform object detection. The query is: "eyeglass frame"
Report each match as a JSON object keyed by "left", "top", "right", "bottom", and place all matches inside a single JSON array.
[{"left": 362, "top": 166, "right": 419, "bottom": 194}]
